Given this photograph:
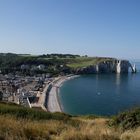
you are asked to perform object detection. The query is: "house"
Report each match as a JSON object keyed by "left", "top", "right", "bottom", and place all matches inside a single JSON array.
[
  {"left": 37, "top": 64, "right": 45, "bottom": 70},
  {"left": 21, "top": 64, "right": 30, "bottom": 70}
]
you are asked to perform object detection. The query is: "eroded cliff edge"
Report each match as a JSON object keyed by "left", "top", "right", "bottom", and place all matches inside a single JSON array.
[{"left": 75, "top": 59, "right": 136, "bottom": 74}]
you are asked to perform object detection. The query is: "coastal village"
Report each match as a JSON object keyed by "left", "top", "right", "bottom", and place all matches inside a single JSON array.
[
  {"left": 0, "top": 72, "right": 49, "bottom": 109},
  {"left": 0, "top": 70, "right": 75, "bottom": 112},
  {"left": 0, "top": 55, "right": 139, "bottom": 139},
  {"left": 0, "top": 53, "right": 137, "bottom": 112},
  {"left": 0, "top": 53, "right": 79, "bottom": 112}
]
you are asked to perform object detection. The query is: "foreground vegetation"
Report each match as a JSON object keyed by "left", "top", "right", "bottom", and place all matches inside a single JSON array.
[
  {"left": 0, "top": 102, "right": 140, "bottom": 140},
  {"left": 110, "top": 107, "right": 140, "bottom": 130}
]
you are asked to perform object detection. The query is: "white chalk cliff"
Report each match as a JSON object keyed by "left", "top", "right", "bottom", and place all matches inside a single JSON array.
[{"left": 76, "top": 59, "right": 136, "bottom": 74}]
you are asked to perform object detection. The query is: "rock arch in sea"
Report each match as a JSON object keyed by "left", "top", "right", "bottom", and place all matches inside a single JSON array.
[
  {"left": 76, "top": 59, "right": 137, "bottom": 74},
  {"left": 116, "top": 60, "right": 137, "bottom": 74}
]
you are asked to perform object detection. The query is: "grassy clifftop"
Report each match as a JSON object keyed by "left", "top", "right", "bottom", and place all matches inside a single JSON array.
[
  {"left": 0, "top": 102, "right": 140, "bottom": 140},
  {"left": 67, "top": 57, "right": 115, "bottom": 69}
]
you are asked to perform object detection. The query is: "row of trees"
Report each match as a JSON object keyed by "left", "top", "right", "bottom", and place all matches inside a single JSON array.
[{"left": 39, "top": 54, "right": 80, "bottom": 58}]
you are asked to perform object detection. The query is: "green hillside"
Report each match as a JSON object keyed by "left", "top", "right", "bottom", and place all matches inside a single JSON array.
[
  {"left": 0, "top": 53, "right": 116, "bottom": 75},
  {"left": 67, "top": 57, "right": 115, "bottom": 69},
  {"left": 0, "top": 102, "right": 140, "bottom": 140}
]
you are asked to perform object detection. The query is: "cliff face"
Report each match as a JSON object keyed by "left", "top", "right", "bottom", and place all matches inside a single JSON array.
[
  {"left": 76, "top": 59, "right": 134, "bottom": 74},
  {"left": 116, "top": 60, "right": 131, "bottom": 73}
]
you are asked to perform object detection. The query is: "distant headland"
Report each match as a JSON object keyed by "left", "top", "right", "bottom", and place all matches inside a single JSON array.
[{"left": 0, "top": 53, "right": 136, "bottom": 76}]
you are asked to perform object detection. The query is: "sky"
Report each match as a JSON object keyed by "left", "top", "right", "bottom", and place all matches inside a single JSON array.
[{"left": 0, "top": 0, "right": 140, "bottom": 59}]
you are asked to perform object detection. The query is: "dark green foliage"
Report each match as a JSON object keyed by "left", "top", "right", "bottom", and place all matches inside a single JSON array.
[
  {"left": 0, "top": 53, "right": 74, "bottom": 75},
  {"left": 0, "top": 102, "right": 71, "bottom": 121},
  {"left": 0, "top": 91, "right": 3, "bottom": 101},
  {"left": 110, "top": 107, "right": 140, "bottom": 130},
  {"left": 79, "top": 114, "right": 104, "bottom": 119},
  {"left": 39, "top": 54, "right": 80, "bottom": 58}
]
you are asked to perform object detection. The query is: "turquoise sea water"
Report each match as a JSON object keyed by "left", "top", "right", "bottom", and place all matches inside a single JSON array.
[{"left": 59, "top": 62, "right": 140, "bottom": 116}]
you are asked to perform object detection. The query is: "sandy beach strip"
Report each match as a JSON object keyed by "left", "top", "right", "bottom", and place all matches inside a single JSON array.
[{"left": 47, "top": 75, "right": 79, "bottom": 113}]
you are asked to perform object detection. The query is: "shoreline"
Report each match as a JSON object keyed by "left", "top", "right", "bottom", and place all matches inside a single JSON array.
[{"left": 47, "top": 75, "right": 80, "bottom": 113}]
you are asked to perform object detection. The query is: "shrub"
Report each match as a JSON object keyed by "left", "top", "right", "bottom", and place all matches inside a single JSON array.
[{"left": 109, "top": 108, "right": 140, "bottom": 130}]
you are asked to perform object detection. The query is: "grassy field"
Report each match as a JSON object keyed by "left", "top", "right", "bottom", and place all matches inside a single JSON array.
[
  {"left": 0, "top": 102, "right": 140, "bottom": 140},
  {"left": 37, "top": 56, "right": 116, "bottom": 69},
  {"left": 67, "top": 57, "right": 115, "bottom": 69}
]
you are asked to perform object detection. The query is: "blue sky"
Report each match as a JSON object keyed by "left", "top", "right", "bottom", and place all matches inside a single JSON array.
[{"left": 0, "top": 0, "right": 140, "bottom": 59}]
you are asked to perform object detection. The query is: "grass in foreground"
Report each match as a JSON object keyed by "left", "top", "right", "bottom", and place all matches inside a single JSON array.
[
  {"left": 0, "top": 115, "right": 119, "bottom": 140},
  {"left": 0, "top": 102, "right": 71, "bottom": 121},
  {"left": 0, "top": 102, "right": 140, "bottom": 140}
]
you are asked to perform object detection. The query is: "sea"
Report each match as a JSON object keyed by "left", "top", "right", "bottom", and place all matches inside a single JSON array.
[{"left": 59, "top": 61, "right": 140, "bottom": 116}]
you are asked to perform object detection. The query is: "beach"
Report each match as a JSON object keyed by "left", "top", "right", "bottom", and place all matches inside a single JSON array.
[{"left": 47, "top": 75, "right": 79, "bottom": 112}]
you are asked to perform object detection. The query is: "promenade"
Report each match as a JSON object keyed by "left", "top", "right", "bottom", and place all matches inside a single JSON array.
[{"left": 47, "top": 77, "right": 64, "bottom": 112}]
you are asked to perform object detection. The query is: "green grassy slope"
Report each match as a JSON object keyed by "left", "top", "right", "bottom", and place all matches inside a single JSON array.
[
  {"left": 0, "top": 102, "right": 71, "bottom": 121},
  {"left": 67, "top": 57, "right": 116, "bottom": 69},
  {"left": 0, "top": 102, "right": 140, "bottom": 140}
]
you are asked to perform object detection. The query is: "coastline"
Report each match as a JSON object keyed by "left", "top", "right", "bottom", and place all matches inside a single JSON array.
[{"left": 47, "top": 75, "right": 80, "bottom": 113}]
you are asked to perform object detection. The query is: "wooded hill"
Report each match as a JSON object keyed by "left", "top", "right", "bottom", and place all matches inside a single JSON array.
[{"left": 0, "top": 53, "right": 115, "bottom": 75}]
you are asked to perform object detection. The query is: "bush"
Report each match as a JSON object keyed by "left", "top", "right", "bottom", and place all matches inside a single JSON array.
[{"left": 110, "top": 107, "right": 140, "bottom": 130}]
